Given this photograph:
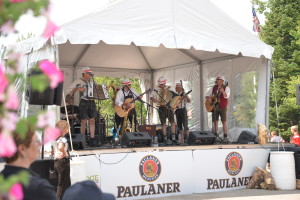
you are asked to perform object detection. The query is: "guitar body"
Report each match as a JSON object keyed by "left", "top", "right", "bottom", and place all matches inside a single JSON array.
[
  {"left": 114, "top": 98, "right": 136, "bottom": 118},
  {"left": 205, "top": 97, "right": 220, "bottom": 112}
]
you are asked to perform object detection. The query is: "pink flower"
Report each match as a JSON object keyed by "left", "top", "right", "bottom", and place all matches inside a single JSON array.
[
  {"left": 37, "top": 111, "right": 55, "bottom": 128},
  {"left": 4, "top": 86, "right": 19, "bottom": 110},
  {"left": 10, "top": 0, "right": 25, "bottom": 2},
  {"left": 42, "top": 20, "right": 60, "bottom": 38},
  {"left": 9, "top": 183, "right": 23, "bottom": 200},
  {"left": 0, "top": 20, "right": 15, "bottom": 35},
  {"left": 0, "top": 132, "right": 17, "bottom": 157},
  {"left": 1, "top": 112, "right": 19, "bottom": 131},
  {"left": 0, "top": 63, "right": 9, "bottom": 101},
  {"left": 43, "top": 127, "right": 61, "bottom": 144},
  {"left": 39, "top": 60, "right": 64, "bottom": 88}
]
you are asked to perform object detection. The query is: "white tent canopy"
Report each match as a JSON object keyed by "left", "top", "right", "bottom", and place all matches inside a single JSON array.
[{"left": 17, "top": 0, "right": 273, "bottom": 141}]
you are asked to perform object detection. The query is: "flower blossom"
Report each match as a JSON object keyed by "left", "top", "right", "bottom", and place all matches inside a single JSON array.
[
  {"left": 43, "top": 127, "right": 61, "bottom": 144},
  {"left": 42, "top": 20, "right": 60, "bottom": 38},
  {"left": 39, "top": 60, "right": 64, "bottom": 88},
  {"left": 10, "top": 0, "right": 25, "bottom": 2},
  {"left": 37, "top": 111, "right": 56, "bottom": 129},
  {"left": 4, "top": 86, "right": 19, "bottom": 110},
  {"left": 1, "top": 112, "right": 19, "bottom": 131},
  {"left": 9, "top": 183, "right": 23, "bottom": 200},
  {"left": 0, "top": 20, "right": 15, "bottom": 35},
  {"left": 0, "top": 63, "right": 9, "bottom": 101},
  {"left": 0, "top": 132, "right": 17, "bottom": 157}
]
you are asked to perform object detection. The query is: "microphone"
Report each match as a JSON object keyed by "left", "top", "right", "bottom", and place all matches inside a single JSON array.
[{"left": 153, "top": 89, "right": 159, "bottom": 93}]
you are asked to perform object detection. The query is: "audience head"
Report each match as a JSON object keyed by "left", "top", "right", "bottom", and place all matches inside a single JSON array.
[
  {"left": 62, "top": 181, "right": 115, "bottom": 200},
  {"left": 56, "top": 120, "right": 69, "bottom": 136},
  {"left": 291, "top": 125, "right": 298, "bottom": 134},
  {"left": 271, "top": 131, "right": 278, "bottom": 137},
  {"left": 2, "top": 126, "right": 40, "bottom": 167}
]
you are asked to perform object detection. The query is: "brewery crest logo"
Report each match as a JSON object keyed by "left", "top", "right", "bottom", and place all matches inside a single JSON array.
[
  {"left": 225, "top": 152, "right": 243, "bottom": 176},
  {"left": 139, "top": 155, "right": 161, "bottom": 182}
]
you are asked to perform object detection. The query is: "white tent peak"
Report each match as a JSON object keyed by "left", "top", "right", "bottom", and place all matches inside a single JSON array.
[{"left": 53, "top": 0, "right": 273, "bottom": 60}]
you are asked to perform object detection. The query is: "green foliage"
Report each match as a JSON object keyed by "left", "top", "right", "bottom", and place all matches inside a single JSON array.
[
  {"left": 255, "top": 0, "right": 300, "bottom": 132},
  {"left": 93, "top": 76, "right": 147, "bottom": 131},
  {"left": 232, "top": 72, "right": 258, "bottom": 128},
  {"left": 0, "top": 170, "right": 29, "bottom": 193},
  {"left": 0, "top": 0, "right": 49, "bottom": 29}
]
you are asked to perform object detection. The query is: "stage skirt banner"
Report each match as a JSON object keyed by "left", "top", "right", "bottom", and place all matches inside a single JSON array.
[
  {"left": 79, "top": 155, "right": 102, "bottom": 187},
  {"left": 193, "top": 148, "right": 269, "bottom": 193},
  {"left": 97, "top": 151, "right": 194, "bottom": 200}
]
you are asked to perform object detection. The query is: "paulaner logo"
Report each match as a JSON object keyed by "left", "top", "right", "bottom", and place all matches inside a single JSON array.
[
  {"left": 139, "top": 155, "right": 161, "bottom": 182},
  {"left": 225, "top": 152, "right": 243, "bottom": 176}
]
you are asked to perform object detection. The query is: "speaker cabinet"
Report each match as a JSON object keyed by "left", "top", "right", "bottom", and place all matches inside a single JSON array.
[
  {"left": 67, "top": 134, "right": 86, "bottom": 150},
  {"left": 25, "top": 69, "right": 63, "bottom": 105},
  {"left": 187, "top": 131, "right": 216, "bottom": 145},
  {"left": 121, "top": 132, "right": 152, "bottom": 147},
  {"left": 237, "top": 130, "right": 256, "bottom": 144}
]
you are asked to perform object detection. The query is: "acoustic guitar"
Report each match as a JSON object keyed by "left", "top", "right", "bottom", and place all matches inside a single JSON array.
[
  {"left": 114, "top": 88, "right": 152, "bottom": 118},
  {"left": 205, "top": 82, "right": 228, "bottom": 112}
]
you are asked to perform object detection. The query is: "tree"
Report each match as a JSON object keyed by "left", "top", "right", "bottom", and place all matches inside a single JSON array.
[{"left": 255, "top": 0, "right": 300, "bottom": 138}]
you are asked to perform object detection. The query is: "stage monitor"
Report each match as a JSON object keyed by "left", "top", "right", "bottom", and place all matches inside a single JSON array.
[
  {"left": 187, "top": 131, "right": 216, "bottom": 145},
  {"left": 237, "top": 130, "right": 256, "bottom": 144},
  {"left": 121, "top": 132, "right": 152, "bottom": 147}
]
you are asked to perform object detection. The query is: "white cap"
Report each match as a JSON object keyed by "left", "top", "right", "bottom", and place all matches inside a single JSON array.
[
  {"left": 158, "top": 76, "right": 167, "bottom": 85},
  {"left": 82, "top": 66, "right": 93, "bottom": 74},
  {"left": 175, "top": 83, "right": 183, "bottom": 88},
  {"left": 122, "top": 78, "right": 131, "bottom": 85},
  {"left": 216, "top": 76, "right": 225, "bottom": 81}
]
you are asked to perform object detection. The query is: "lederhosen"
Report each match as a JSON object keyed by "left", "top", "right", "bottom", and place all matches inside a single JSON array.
[
  {"left": 175, "top": 92, "right": 189, "bottom": 131},
  {"left": 115, "top": 89, "right": 138, "bottom": 132},
  {"left": 79, "top": 80, "right": 97, "bottom": 120}
]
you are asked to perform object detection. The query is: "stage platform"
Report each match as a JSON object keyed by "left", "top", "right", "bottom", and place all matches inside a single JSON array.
[{"left": 59, "top": 143, "right": 296, "bottom": 200}]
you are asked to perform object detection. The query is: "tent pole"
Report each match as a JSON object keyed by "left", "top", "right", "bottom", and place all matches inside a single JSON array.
[
  {"left": 265, "top": 59, "right": 271, "bottom": 129},
  {"left": 198, "top": 62, "right": 204, "bottom": 131}
]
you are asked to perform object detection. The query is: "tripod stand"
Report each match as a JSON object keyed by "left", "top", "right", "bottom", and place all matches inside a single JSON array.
[{"left": 212, "top": 103, "right": 224, "bottom": 143}]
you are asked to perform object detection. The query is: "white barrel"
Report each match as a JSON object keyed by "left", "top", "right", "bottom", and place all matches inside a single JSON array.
[
  {"left": 70, "top": 157, "right": 87, "bottom": 185},
  {"left": 270, "top": 151, "right": 296, "bottom": 190}
]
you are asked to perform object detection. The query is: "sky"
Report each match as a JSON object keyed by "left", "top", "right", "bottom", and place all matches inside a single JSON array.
[{"left": 1, "top": 0, "right": 264, "bottom": 45}]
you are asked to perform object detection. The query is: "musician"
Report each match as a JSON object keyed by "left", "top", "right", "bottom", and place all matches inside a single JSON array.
[
  {"left": 205, "top": 76, "right": 230, "bottom": 143},
  {"left": 175, "top": 83, "right": 191, "bottom": 143},
  {"left": 66, "top": 67, "right": 99, "bottom": 147},
  {"left": 150, "top": 76, "right": 176, "bottom": 143},
  {"left": 115, "top": 78, "right": 141, "bottom": 133}
]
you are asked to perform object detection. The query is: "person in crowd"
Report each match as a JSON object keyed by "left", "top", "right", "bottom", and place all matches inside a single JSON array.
[
  {"left": 150, "top": 76, "right": 176, "bottom": 144},
  {"left": 66, "top": 66, "right": 99, "bottom": 147},
  {"left": 270, "top": 131, "right": 285, "bottom": 143},
  {"left": 205, "top": 76, "right": 230, "bottom": 143},
  {"left": 62, "top": 180, "right": 115, "bottom": 200},
  {"left": 114, "top": 78, "right": 141, "bottom": 134},
  {"left": 175, "top": 82, "right": 191, "bottom": 143},
  {"left": 52, "top": 120, "right": 71, "bottom": 200},
  {"left": 0, "top": 127, "right": 57, "bottom": 200},
  {"left": 290, "top": 125, "right": 300, "bottom": 146}
]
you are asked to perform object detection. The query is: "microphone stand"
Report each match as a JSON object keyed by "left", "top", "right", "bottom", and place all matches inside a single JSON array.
[
  {"left": 69, "top": 84, "right": 80, "bottom": 134},
  {"left": 90, "top": 76, "right": 103, "bottom": 146}
]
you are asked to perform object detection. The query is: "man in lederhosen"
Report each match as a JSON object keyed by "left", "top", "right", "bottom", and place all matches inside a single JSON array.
[
  {"left": 175, "top": 82, "right": 191, "bottom": 143},
  {"left": 115, "top": 78, "right": 141, "bottom": 134},
  {"left": 66, "top": 67, "right": 99, "bottom": 147}
]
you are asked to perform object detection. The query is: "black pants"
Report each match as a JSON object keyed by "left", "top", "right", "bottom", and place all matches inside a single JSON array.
[
  {"left": 115, "top": 110, "right": 138, "bottom": 132},
  {"left": 54, "top": 158, "right": 71, "bottom": 200},
  {"left": 175, "top": 108, "right": 189, "bottom": 131}
]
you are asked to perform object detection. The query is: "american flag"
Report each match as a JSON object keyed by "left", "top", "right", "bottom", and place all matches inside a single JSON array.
[{"left": 252, "top": 7, "right": 260, "bottom": 32}]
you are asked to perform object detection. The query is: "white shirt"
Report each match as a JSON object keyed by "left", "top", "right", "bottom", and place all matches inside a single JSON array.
[
  {"left": 52, "top": 137, "right": 68, "bottom": 160},
  {"left": 66, "top": 78, "right": 87, "bottom": 106},
  {"left": 177, "top": 91, "right": 190, "bottom": 109},
  {"left": 115, "top": 88, "right": 139, "bottom": 107},
  {"left": 206, "top": 86, "right": 231, "bottom": 99},
  {"left": 271, "top": 136, "right": 284, "bottom": 143}
]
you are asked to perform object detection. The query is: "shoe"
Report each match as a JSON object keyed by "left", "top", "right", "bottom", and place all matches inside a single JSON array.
[{"left": 88, "top": 138, "right": 101, "bottom": 147}]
